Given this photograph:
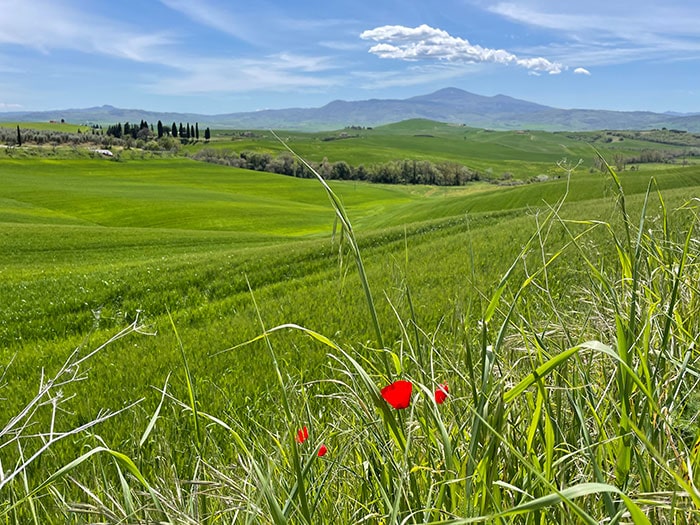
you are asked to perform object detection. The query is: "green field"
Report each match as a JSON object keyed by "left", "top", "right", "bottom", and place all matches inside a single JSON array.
[
  {"left": 2, "top": 130, "right": 700, "bottom": 522},
  {"left": 194, "top": 119, "right": 699, "bottom": 178},
  {"left": 1, "top": 121, "right": 93, "bottom": 133}
]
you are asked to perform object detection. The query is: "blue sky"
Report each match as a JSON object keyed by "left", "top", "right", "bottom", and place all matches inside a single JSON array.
[{"left": 1, "top": 0, "right": 699, "bottom": 114}]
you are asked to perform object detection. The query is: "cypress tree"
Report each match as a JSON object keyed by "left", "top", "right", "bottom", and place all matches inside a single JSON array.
[
  {"left": 16, "top": 125, "right": 21, "bottom": 147},
  {"left": 171, "top": 122, "right": 177, "bottom": 137},
  {"left": 204, "top": 127, "right": 211, "bottom": 141},
  {"left": 195, "top": 122, "right": 199, "bottom": 140},
  {"left": 157, "top": 120, "right": 163, "bottom": 139}
]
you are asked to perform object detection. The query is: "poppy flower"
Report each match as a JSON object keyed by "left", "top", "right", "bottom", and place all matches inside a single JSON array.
[
  {"left": 317, "top": 444, "right": 328, "bottom": 457},
  {"left": 435, "top": 383, "right": 449, "bottom": 404},
  {"left": 296, "top": 426, "right": 309, "bottom": 444},
  {"left": 380, "top": 380, "right": 413, "bottom": 409}
]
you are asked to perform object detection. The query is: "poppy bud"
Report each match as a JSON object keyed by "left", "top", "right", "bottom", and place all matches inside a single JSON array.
[
  {"left": 296, "top": 426, "right": 309, "bottom": 443},
  {"left": 435, "top": 383, "right": 449, "bottom": 404}
]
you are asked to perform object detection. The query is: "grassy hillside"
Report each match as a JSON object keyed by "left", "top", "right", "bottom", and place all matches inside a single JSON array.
[
  {"left": 3, "top": 156, "right": 698, "bottom": 408},
  {"left": 196, "top": 119, "right": 699, "bottom": 179},
  {"left": 2, "top": 150, "right": 700, "bottom": 522}
]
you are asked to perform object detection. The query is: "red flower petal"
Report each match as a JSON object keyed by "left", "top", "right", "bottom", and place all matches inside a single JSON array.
[
  {"left": 296, "top": 426, "right": 309, "bottom": 444},
  {"left": 380, "top": 380, "right": 413, "bottom": 410},
  {"left": 317, "top": 444, "right": 328, "bottom": 457},
  {"left": 435, "top": 383, "right": 449, "bottom": 404}
]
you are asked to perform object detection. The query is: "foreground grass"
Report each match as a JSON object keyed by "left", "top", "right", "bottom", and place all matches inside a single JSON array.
[{"left": 1, "top": 155, "right": 700, "bottom": 522}]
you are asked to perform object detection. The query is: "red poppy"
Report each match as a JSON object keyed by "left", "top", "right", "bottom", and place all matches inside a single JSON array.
[
  {"left": 317, "top": 444, "right": 328, "bottom": 457},
  {"left": 435, "top": 383, "right": 449, "bottom": 404},
  {"left": 296, "top": 426, "right": 309, "bottom": 444},
  {"left": 380, "top": 380, "right": 413, "bottom": 409}
]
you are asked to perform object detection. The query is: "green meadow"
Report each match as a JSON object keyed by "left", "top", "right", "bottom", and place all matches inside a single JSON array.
[
  {"left": 194, "top": 119, "right": 699, "bottom": 178},
  {"left": 2, "top": 129, "right": 700, "bottom": 523},
  {"left": 1, "top": 121, "right": 93, "bottom": 133}
]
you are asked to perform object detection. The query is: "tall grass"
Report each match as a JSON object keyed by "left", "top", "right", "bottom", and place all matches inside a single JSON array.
[
  {"left": 2, "top": 154, "right": 699, "bottom": 523},
  {"left": 0, "top": 315, "right": 158, "bottom": 521}
]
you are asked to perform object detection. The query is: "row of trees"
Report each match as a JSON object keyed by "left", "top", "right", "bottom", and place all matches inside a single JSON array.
[
  {"left": 0, "top": 126, "right": 98, "bottom": 147},
  {"left": 3, "top": 121, "right": 212, "bottom": 149},
  {"left": 590, "top": 148, "right": 699, "bottom": 171},
  {"left": 106, "top": 120, "right": 151, "bottom": 139},
  {"left": 106, "top": 120, "right": 211, "bottom": 141},
  {"left": 191, "top": 148, "right": 481, "bottom": 186},
  {"left": 1, "top": 125, "right": 184, "bottom": 154}
]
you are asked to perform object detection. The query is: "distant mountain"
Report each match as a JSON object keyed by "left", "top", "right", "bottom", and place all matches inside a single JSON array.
[
  {"left": 3, "top": 88, "right": 700, "bottom": 132},
  {"left": 0, "top": 105, "right": 208, "bottom": 128}
]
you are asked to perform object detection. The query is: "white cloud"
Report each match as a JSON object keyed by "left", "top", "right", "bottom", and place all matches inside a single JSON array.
[
  {"left": 491, "top": 1, "right": 700, "bottom": 37},
  {"left": 0, "top": 0, "right": 173, "bottom": 62},
  {"left": 319, "top": 40, "right": 366, "bottom": 52},
  {"left": 489, "top": 2, "right": 700, "bottom": 66},
  {"left": 144, "top": 53, "right": 341, "bottom": 95},
  {"left": 360, "top": 24, "right": 563, "bottom": 74},
  {"left": 158, "top": 0, "right": 258, "bottom": 44},
  {"left": 0, "top": 102, "right": 22, "bottom": 109},
  {"left": 274, "top": 53, "right": 335, "bottom": 73},
  {"left": 0, "top": 0, "right": 349, "bottom": 100},
  {"left": 574, "top": 67, "right": 591, "bottom": 75},
  {"left": 159, "top": 0, "right": 353, "bottom": 50},
  {"left": 352, "top": 63, "right": 480, "bottom": 89}
]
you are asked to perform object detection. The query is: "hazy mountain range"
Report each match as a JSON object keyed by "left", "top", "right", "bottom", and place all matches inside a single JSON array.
[{"left": 4, "top": 87, "right": 700, "bottom": 132}]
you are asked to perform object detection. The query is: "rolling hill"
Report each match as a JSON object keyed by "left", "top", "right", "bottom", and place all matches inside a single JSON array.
[{"left": 2, "top": 87, "right": 700, "bottom": 132}]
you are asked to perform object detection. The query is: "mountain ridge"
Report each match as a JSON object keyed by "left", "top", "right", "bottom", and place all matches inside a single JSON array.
[{"left": 3, "top": 87, "right": 700, "bottom": 132}]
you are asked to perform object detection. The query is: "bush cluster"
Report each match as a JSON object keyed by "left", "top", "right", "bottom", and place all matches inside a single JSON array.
[
  {"left": 1, "top": 125, "right": 191, "bottom": 154},
  {"left": 0, "top": 126, "right": 98, "bottom": 146}
]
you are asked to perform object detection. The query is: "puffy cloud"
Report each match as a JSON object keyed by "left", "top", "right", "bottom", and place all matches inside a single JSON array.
[
  {"left": 360, "top": 24, "right": 563, "bottom": 74},
  {"left": 574, "top": 67, "right": 591, "bottom": 75}
]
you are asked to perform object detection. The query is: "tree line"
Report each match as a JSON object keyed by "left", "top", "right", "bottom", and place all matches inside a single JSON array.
[
  {"left": 1, "top": 126, "right": 100, "bottom": 147},
  {"left": 3, "top": 121, "right": 212, "bottom": 150},
  {"left": 191, "top": 148, "right": 481, "bottom": 186}
]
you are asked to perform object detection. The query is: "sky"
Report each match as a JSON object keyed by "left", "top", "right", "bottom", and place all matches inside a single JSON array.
[{"left": 1, "top": 0, "right": 699, "bottom": 115}]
